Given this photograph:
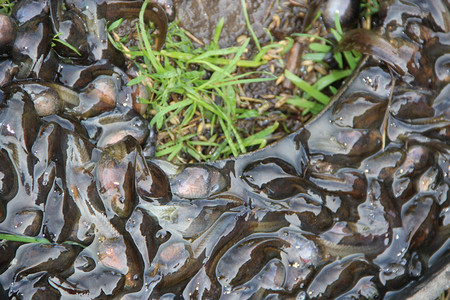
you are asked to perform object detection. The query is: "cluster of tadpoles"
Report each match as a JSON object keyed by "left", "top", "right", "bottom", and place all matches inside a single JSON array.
[{"left": 0, "top": 0, "right": 449, "bottom": 298}]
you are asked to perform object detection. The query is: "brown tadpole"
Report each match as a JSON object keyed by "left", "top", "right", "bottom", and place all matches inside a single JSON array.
[
  {"left": 336, "top": 29, "right": 407, "bottom": 75},
  {"left": 336, "top": 28, "right": 432, "bottom": 86},
  {"left": 0, "top": 13, "right": 17, "bottom": 54},
  {"left": 104, "top": 1, "right": 168, "bottom": 51},
  {"left": 301, "top": 0, "right": 324, "bottom": 32}
]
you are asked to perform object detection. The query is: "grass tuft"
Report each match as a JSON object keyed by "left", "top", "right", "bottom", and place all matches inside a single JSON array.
[
  {"left": 286, "top": 13, "right": 361, "bottom": 115},
  {"left": 107, "top": 2, "right": 365, "bottom": 162},
  {"left": 108, "top": 2, "right": 289, "bottom": 163}
]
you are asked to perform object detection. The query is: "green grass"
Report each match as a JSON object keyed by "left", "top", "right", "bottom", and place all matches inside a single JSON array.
[
  {"left": 282, "top": 0, "right": 381, "bottom": 116},
  {"left": 1, "top": 1, "right": 370, "bottom": 163},
  {"left": 286, "top": 13, "right": 361, "bottom": 115},
  {"left": 0, "top": 233, "right": 85, "bottom": 248},
  {"left": 107, "top": 1, "right": 366, "bottom": 162},
  {"left": 0, "top": 0, "right": 13, "bottom": 15},
  {"left": 0, "top": 233, "right": 51, "bottom": 244},
  {"left": 361, "top": 0, "right": 380, "bottom": 18},
  {"left": 51, "top": 32, "right": 82, "bottom": 56},
  {"left": 240, "top": 0, "right": 261, "bottom": 52},
  {"left": 108, "top": 0, "right": 289, "bottom": 162}
]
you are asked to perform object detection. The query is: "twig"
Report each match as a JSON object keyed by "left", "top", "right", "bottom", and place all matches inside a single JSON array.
[
  {"left": 283, "top": 41, "right": 301, "bottom": 89},
  {"left": 381, "top": 69, "right": 396, "bottom": 150},
  {"left": 183, "top": 29, "right": 205, "bottom": 47},
  {"left": 264, "top": 0, "right": 277, "bottom": 21}
]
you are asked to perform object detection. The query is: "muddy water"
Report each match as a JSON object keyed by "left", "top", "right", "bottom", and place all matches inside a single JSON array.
[{"left": 0, "top": 0, "right": 449, "bottom": 299}]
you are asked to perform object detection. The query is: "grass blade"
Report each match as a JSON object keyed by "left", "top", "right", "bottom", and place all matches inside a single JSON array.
[
  {"left": 240, "top": 0, "right": 261, "bottom": 52},
  {"left": 285, "top": 70, "right": 330, "bottom": 105},
  {"left": 312, "top": 69, "right": 353, "bottom": 91},
  {"left": 0, "top": 233, "right": 51, "bottom": 244}
]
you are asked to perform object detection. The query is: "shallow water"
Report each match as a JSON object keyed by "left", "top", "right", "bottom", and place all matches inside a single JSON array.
[{"left": 0, "top": 0, "right": 449, "bottom": 299}]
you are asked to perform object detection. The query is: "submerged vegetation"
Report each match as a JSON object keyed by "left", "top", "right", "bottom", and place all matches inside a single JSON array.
[
  {"left": 51, "top": 32, "right": 82, "bottom": 56},
  {"left": 0, "top": 233, "right": 85, "bottom": 248}
]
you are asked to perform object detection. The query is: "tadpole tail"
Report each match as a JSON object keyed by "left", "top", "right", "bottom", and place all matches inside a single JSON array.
[{"left": 105, "top": 1, "right": 168, "bottom": 51}]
